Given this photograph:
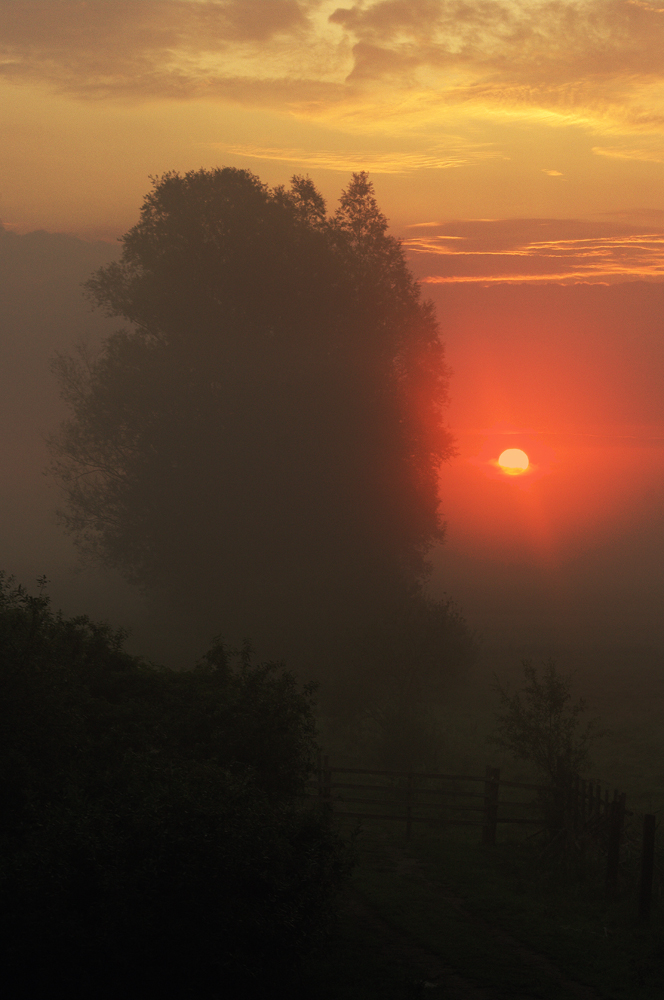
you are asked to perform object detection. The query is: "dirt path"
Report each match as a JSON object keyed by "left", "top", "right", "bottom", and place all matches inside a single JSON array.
[
  {"left": 344, "top": 885, "right": 517, "bottom": 999},
  {"left": 351, "top": 841, "right": 607, "bottom": 999}
]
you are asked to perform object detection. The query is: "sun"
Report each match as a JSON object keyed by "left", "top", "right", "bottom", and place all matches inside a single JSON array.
[{"left": 498, "top": 448, "right": 529, "bottom": 475}]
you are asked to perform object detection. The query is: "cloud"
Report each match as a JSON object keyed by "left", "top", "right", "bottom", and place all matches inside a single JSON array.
[
  {"left": 211, "top": 139, "right": 502, "bottom": 172},
  {"left": 403, "top": 217, "right": 664, "bottom": 283},
  {"left": 593, "top": 145, "right": 664, "bottom": 162},
  {"left": 328, "top": 1, "right": 664, "bottom": 134},
  {"left": 0, "top": 0, "right": 307, "bottom": 49},
  {"left": 542, "top": 169, "right": 563, "bottom": 176},
  {"left": 0, "top": 0, "right": 662, "bottom": 141},
  {"left": 0, "top": 0, "right": 319, "bottom": 100},
  {"left": 330, "top": 0, "right": 664, "bottom": 81}
]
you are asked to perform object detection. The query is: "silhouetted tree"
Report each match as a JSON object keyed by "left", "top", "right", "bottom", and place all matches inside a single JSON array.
[{"left": 49, "top": 168, "right": 459, "bottom": 692}]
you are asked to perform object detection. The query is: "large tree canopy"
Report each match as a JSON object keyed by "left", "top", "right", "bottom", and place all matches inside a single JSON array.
[{"left": 50, "top": 168, "right": 458, "bottom": 686}]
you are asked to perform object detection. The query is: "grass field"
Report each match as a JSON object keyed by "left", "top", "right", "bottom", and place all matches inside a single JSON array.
[
  {"left": 304, "top": 648, "right": 664, "bottom": 996},
  {"left": 296, "top": 817, "right": 664, "bottom": 999}
]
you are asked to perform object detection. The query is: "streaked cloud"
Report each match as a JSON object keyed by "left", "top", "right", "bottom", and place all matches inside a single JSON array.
[
  {"left": 593, "top": 145, "right": 664, "bottom": 162},
  {"left": 406, "top": 221, "right": 446, "bottom": 228},
  {"left": 1, "top": 0, "right": 663, "bottom": 141},
  {"left": 212, "top": 139, "right": 502, "bottom": 172},
  {"left": 404, "top": 218, "right": 664, "bottom": 283}
]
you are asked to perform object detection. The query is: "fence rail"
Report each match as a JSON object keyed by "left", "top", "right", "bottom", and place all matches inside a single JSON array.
[
  {"left": 308, "top": 754, "right": 658, "bottom": 915},
  {"left": 310, "top": 756, "right": 630, "bottom": 838},
  {"left": 309, "top": 757, "right": 555, "bottom": 844}
]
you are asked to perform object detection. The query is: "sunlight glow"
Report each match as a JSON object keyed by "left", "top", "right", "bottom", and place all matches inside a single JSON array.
[{"left": 498, "top": 448, "right": 530, "bottom": 474}]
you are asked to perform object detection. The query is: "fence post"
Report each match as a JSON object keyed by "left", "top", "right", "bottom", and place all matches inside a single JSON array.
[
  {"left": 406, "top": 772, "right": 413, "bottom": 842},
  {"left": 606, "top": 791, "right": 626, "bottom": 896},
  {"left": 577, "top": 778, "right": 587, "bottom": 862},
  {"left": 323, "top": 754, "right": 332, "bottom": 811},
  {"left": 482, "top": 766, "right": 500, "bottom": 846},
  {"left": 316, "top": 749, "right": 322, "bottom": 800},
  {"left": 639, "top": 814, "right": 656, "bottom": 921}
]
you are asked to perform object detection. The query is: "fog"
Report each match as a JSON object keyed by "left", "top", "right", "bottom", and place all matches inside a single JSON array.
[
  {"left": 426, "top": 280, "right": 664, "bottom": 656},
  {"left": 2, "top": 223, "right": 663, "bottom": 681},
  {"left": 0, "top": 225, "right": 141, "bottom": 623}
]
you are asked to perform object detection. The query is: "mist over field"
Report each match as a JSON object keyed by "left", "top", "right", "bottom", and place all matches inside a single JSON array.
[
  {"left": 426, "top": 279, "right": 664, "bottom": 653},
  {"left": 3, "top": 212, "right": 663, "bottom": 801},
  {"left": 3, "top": 192, "right": 664, "bottom": 999},
  {"left": 3, "top": 222, "right": 662, "bottom": 666}
]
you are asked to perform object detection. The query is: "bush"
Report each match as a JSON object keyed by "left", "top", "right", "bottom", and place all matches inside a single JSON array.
[
  {"left": 490, "top": 659, "right": 603, "bottom": 785},
  {"left": 0, "top": 574, "right": 352, "bottom": 998},
  {"left": 490, "top": 659, "right": 606, "bottom": 839}
]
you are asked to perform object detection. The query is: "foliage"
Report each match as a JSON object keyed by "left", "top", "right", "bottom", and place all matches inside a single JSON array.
[
  {"left": 0, "top": 574, "right": 352, "bottom": 998},
  {"left": 47, "top": 167, "right": 458, "bottom": 684},
  {"left": 490, "top": 659, "right": 604, "bottom": 785}
]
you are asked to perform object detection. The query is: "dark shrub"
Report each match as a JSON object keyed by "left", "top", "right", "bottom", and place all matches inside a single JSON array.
[{"left": 0, "top": 575, "right": 352, "bottom": 998}]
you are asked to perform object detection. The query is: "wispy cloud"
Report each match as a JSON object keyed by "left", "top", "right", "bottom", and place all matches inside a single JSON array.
[
  {"left": 404, "top": 218, "right": 664, "bottom": 283},
  {"left": 405, "top": 221, "right": 446, "bottom": 228},
  {"left": 1, "top": 0, "right": 663, "bottom": 141},
  {"left": 212, "top": 139, "right": 501, "bottom": 172},
  {"left": 593, "top": 145, "right": 664, "bottom": 162}
]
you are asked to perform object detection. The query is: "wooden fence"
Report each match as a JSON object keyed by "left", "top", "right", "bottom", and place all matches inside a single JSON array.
[
  {"left": 311, "top": 755, "right": 659, "bottom": 917},
  {"left": 312, "top": 757, "right": 535, "bottom": 845}
]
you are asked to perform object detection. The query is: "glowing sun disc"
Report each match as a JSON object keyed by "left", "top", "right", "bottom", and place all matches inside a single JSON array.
[{"left": 498, "top": 448, "right": 529, "bottom": 474}]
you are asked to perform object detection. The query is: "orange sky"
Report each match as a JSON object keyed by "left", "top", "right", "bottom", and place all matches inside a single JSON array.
[
  {"left": 1, "top": 1, "right": 663, "bottom": 251},
  {"left": 2, "top": 0, "right": 663, "bottom": 648}
]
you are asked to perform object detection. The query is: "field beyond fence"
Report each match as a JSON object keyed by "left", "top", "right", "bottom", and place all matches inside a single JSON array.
[{"left": 309, "top": 754, "right": 659, "bottom": 920}]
